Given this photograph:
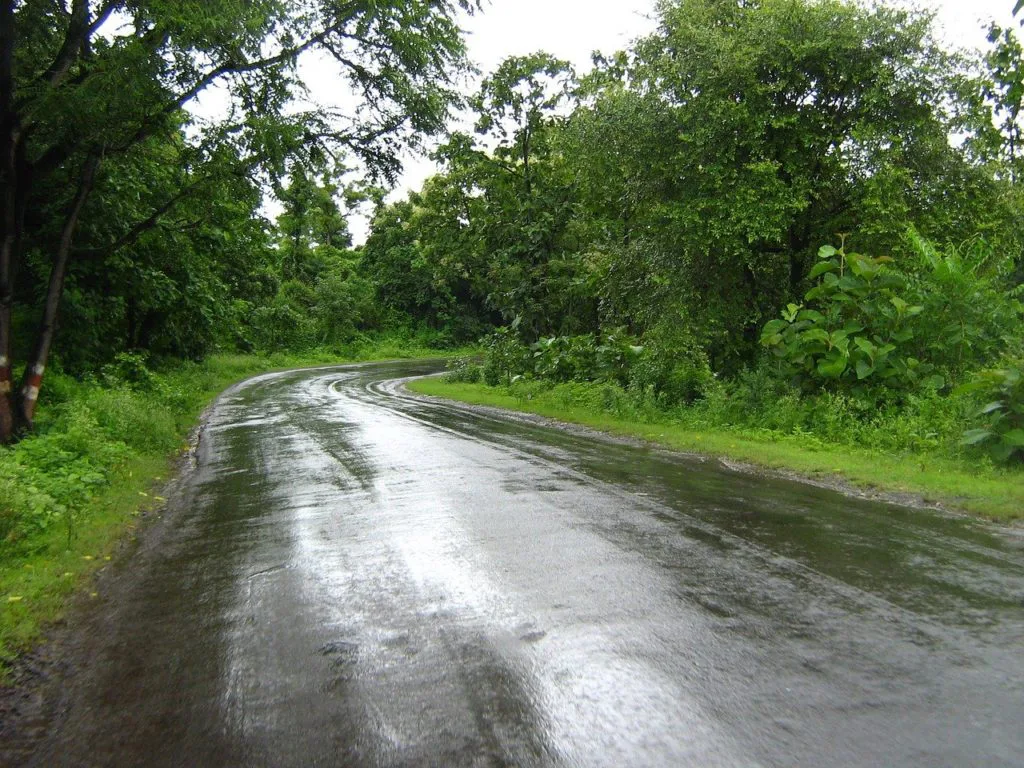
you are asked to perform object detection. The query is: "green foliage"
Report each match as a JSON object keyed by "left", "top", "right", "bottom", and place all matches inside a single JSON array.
[
  {"left": 100, "top": 352, "right": 159, "bottom": 391},
  {"left": 958, "top": 362, "right": 1024, "bottom": 464},
  {"left": 444, "top": 357, "right": 483, "bottom": 384},
  {"left": 0, "top": 403, "right": 130, "bottom": 550},
  {"left": 364, "top": 0, "right": 1023, "bottom": 391},
  {"left": 2, "top": 0, "right": 479, "bottom": 433},
  {"left": 761, "top": 239, "right": 941, "bottom": 395},
  {"left": 530, "top": 336, "right": 600, "bottom": 382},
  {"left": 903, "top": 232, "right": 1023, "bottom": 379},
  {"left": 762, "top": 235, "right": 1022, "bottom": 399},
  {"left": 482, "top": 328, "right": 530, "bottom": 386},
  {"left": 628, "top": 322, "right": 713, "bottom": 405}
]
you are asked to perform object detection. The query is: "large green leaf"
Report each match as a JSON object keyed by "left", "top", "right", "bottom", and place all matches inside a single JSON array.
[
  {"left": 808, "top": 261, "right": 837, "bottom": 279},
  {"left": 960, "top": 428, "right": 993, "bottom": 446},
  {"left": 853, "top": 337, "right": 876, "bottom": 358},
  {"left": 816, "top": 352, "right": 848, "bottom": 379},
  {"left": 802, "top": 329, "right": 831, "bottom": 345},
  {"left": 1000, "top": 429, "right": 1024, "bottom": 447}
]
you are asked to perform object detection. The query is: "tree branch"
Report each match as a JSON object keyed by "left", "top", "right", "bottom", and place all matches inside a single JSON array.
[{"left": 41, "top": 0, "right": 89, "bottom": 86}]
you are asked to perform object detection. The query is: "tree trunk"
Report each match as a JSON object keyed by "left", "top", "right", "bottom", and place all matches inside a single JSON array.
[
  {"left": 0, "top": 161, "right": 16, "bottom": 442},
  {"left": 0, "top": 0, "right": 17, "bottom": 442},
  {"left": 17, "top": 154, "right": 100, "bottom": 429}
]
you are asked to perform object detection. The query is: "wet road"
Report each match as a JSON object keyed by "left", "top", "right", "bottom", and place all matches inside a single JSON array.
[{"left": 10, "top": 360, "right": 1024, "bottom": 766}]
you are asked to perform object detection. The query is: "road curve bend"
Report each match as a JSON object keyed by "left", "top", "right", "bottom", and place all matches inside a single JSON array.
[{"left": 5, "top": 360, "right": 1023, "bottom": 767}]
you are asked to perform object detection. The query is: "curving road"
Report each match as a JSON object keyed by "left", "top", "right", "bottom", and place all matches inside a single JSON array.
[{"left": 6, "top": 360, "right": 1024, "bottom": 767}]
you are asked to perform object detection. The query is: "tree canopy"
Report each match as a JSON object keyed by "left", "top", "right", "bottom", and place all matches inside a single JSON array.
[{"left": 0, "top": 0, "right": 476, "bottom": 439}]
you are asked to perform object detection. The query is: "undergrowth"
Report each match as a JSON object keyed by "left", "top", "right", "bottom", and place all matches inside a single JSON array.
[{"left": 0, "top": 339, "right": 463, "bottom": 677}]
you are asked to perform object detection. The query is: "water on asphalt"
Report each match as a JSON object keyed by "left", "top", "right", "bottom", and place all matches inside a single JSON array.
[{"left": 6, "top": 361, "right": 1023, "bottom": 766}]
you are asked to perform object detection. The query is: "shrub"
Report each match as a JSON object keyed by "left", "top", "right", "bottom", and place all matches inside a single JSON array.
[
  {"left": 958, "top": 361, "right": 1024, "bottom": 464},
  {"left": 629, "top": 323, "right": 713, "bottom": 405},
  {"left": 482, "top": 327, "right": 530, "bottom": 386},
  {"left": 100, "top": 351, "right": 158, "bottom": 391},
  {"left": 905, "top": 231, "right": 1023, "bottom": 380},
  {"left": 530, "top": 335, "right": 598, "bottom": 382},
  {"left": 444, "top": 356, "right": 483, "bottom": 383},
  {"left": 761, "top": 240, "right": 943, "bottom": 397}
]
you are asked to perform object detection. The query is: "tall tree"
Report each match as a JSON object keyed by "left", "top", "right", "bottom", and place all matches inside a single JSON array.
[
  {"left": 0, "top": 0, "right": 476, "bottom": 440},
  {"left": 575, "top": 0, "right": 997, "bottom": 368}
]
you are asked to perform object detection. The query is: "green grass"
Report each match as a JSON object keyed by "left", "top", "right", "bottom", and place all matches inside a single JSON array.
[
  {"left": 408, "top": 378, "right": 1024, "bottom": 522},
  {"left": 0, "top": 345, "right": 465, "bottom": 679}
]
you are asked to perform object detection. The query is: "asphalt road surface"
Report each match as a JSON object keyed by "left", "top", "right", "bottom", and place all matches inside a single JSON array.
[{"left": 6, "top": 361, "right": 1023, "bottom": 767}]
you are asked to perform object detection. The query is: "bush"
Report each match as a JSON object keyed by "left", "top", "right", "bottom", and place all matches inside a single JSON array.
[
  {"left": 0, "top": 404, "right": 132, "bottom": 552},
  {"left": 100, "top": 351, "right": 158, "bottom": 391},
  {"left": 761, "top": 240, "right": 942, "bottom": 397},
  {"left": 762, "top": 235, "right": 1023, "bottom": 400},
  {"left": 444, "top": 356, "right": 483, "bottom": 383},
  {"left": 958, "top": 361, "right": 1024, "bottom": 464},
  {"left": 482, "top": 327, "right": 530, "bottom": 386},
  {"left": 530, "top": 335, "right": 599, "bottom": 382},
  {"left": 629, "top": 323, "right": 713, "bottom": 405},
  {"left": 905, "top": 231, "right": 1023, "bottom": 381}
]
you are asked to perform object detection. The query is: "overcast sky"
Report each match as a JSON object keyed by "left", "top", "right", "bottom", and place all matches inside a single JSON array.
[{"left": 288, "top": 0, "right": 1019, "bottom": 243}]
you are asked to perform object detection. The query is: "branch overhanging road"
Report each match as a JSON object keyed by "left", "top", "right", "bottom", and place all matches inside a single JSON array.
[{"left": 8, "top": 360, "right": 1024, "bottom": 767}]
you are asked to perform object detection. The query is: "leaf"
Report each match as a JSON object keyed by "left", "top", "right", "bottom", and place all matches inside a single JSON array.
[
  {"left": 990, "top": 441, "right": 1016, "bottom": 463},
  {"left": 804, "top": 285, "right": 825, "bottom": 301},
  {"left": 853, "top": 337, "right": 877, "bottom": 358},
  {"left": 808, "top": 261, "right": 837, "bottom": 279},
  {"left": 856, "top": 359, "right": 875, "bottom": 380},
  {"left": 817, "top": 353, "right": 848, "bottom": 379},
  {"left": 1000, "top": 429, "right": 1024, "bottom": 447},
  {"left": 797, "top": 309, "right": 825, "bottom": 324},
  {"left": 960, "top": 428, "right": 993, "bottom": 446},
  {"left": 950, "top": 378, "right": 991, "bottom": 397},
  {"left": 802, "top": 329, "right": 831, "bottom": 345},
  {"left": 818, "top": 245, "right": 837, "bottom": 259},
  {"left": 978, "top": 401, "right": 1005, "bottom": 415}
]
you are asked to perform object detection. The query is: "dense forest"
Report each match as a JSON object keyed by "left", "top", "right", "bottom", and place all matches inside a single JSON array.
[
  {"left": 1, "top": 0, "right": 1023, "bottom": 575},
  {"left": 381, "top": 0, "right": 1024, "bottom": 468}
]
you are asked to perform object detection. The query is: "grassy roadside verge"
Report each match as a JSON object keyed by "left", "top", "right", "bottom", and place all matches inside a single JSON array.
[
  {"left": 407, "top": 378, "right": 1024, "bottom": 523},
  {"left": 0, "top": 346, "right": 460, "bottom": 678}
]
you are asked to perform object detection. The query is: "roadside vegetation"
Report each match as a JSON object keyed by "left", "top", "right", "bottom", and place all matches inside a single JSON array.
[{"left": 0, "top": 340, "right": 463, "bottom": 677}]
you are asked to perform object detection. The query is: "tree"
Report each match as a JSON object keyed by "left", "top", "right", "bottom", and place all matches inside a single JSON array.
[
  {"left": 0, "top": 0, "right": 476, "bottom": 441},
  {"left": 572, "top": 0, "right": 1001, "bottom": 369},
  {"left": 452, "top": 53, "right": 590, "bottom": 337},
  {"left": 275, "top": 168, "right": 352, "bottom": 284}
]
